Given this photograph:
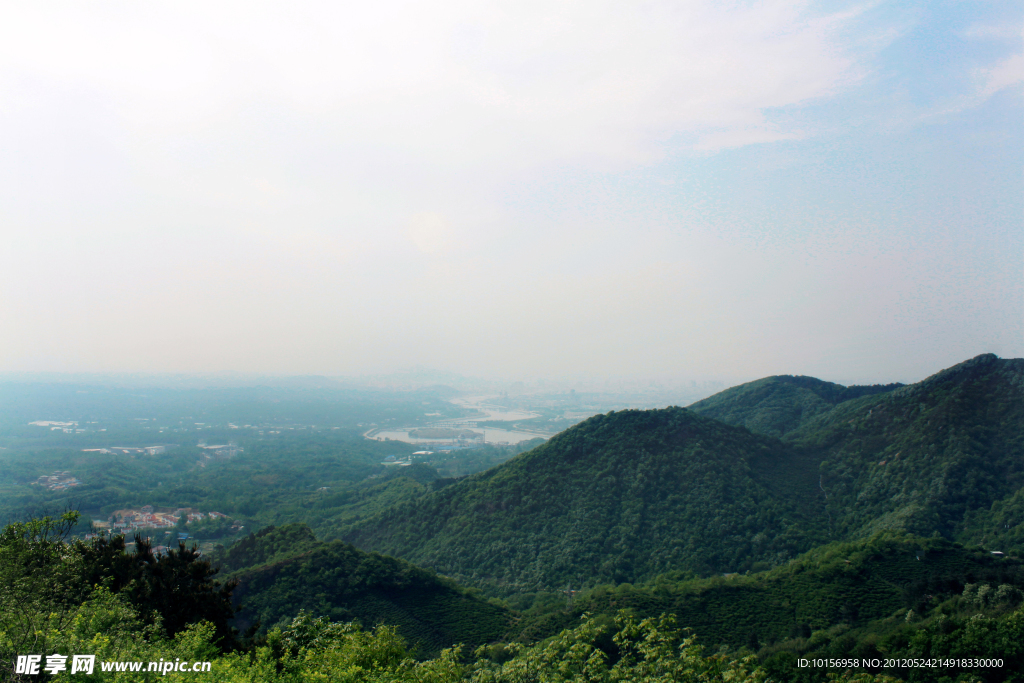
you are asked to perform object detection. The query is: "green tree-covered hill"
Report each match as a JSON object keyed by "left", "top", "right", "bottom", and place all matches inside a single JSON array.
[
  {"left": 688, "top": 375, "right": 903, "bottom": 438},
  {"left": 0, "top": 513, "right": 781, "bottom": 682},
  {"left": 227, "top": 524, "right": 513, "bottom": 655},
  {"left": 518, "top": 532, "right": 1024, "bottom": 652},
  {"left": 339, "top": 355, "right": 1024, "bottom": 597},
  {"left": 6, "top": 354, "right": 1024, "bottom": 681},
  {"left": 785, "top": 354, "right": 1024, "bottom": 542},
  {"left": 340, "top": 407, "right": 829, "bottom": 592}
]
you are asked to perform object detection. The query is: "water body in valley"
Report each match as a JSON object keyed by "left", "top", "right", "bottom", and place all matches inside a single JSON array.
[{"left": 365, "top": 395, "right": 548, "bottom": 445}]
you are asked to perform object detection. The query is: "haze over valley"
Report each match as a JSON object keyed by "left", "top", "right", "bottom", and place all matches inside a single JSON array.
[{"left": 4, "top": 353, "right": 1024, "bottom": 681}]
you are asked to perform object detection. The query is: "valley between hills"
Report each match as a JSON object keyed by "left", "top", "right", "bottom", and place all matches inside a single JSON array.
[{"left": 3, "top": 353, "right": 1023, "bottom": 682}]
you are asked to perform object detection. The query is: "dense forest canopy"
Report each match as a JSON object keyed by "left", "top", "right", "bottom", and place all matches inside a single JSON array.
[
  {"left": 341, "top": 407, "right": 825, "bottom": 590},
  {"left": 2, "top": 354, "right": 1023, "bottom": 681},
  {"left": 339, "top": 355, "right": 1024, "bottom": 594},
  {"left": 688, "top": 375, "right": 905, "bottom": 438}
]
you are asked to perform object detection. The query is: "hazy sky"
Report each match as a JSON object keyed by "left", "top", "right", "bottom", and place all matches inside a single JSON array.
[{"left": 1, "top": 0, "right": 1021, "bottom": 385}]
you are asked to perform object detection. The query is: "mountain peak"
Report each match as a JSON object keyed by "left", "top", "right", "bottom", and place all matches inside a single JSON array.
[
  {"left": 687, "top": 373, "right": 903, "bottom": 438},
  {"left": 342, "top": 405, "right": 822, "bottom": 590},
  {"left": 892, "top": 353, "right": 1014, "bottom": 399}
]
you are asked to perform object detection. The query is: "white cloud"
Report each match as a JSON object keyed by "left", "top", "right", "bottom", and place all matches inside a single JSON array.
[
  {"left": 693, "top": 124, "right": 805, "bottom": 152},
  {"left": 3, "top": 1, "right": 1019, "bottom": 379},
  {"left": 965, "top": 20, "right": 1024, "bottom": 99},
  {"left": 980, "top": 51, "right": 1024, "bottom": 97},
  {"left": 963, "top": 23, "right": 1024, "bottom": 41},
  {"left": 0, "top": 0, "right": 871, "bottom": 174}
]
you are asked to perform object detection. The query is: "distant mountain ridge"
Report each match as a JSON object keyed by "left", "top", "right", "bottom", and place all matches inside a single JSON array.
[
  {"left": 786, "top": 354, "right": 1024, "bottom": 541},
  {"left": 688, "top": 374, "right": 904, "bottom": 438},
  {"left": 337, "top": 355, "right": 1023, "bottom": 596}
]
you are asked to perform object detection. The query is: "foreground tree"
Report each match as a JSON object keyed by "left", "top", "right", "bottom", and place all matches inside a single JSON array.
[
  {"left": 77, "top": 533, "right": 236, "bottom": 645},
  {"left": 0, "top": 512, "right": 83, "bottom": 661},
  {"left": 469, "top": 613, "right": 767, "bottom": 683}
]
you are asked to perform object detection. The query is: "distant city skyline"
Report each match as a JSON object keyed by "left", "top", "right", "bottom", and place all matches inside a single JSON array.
[
  {"left": 0, "top": 354, "right": 985, "bottom": 395},
  {"left": 1, "top": 1, "right": 1021, "bottom": 385}
]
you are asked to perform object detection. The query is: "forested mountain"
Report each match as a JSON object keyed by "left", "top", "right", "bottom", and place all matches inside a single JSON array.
[
  {"left": 4, "top": 355, "right": 1024, "bottom": 681},
  {"left": 688, "top": 375, "right": 903, "bottom": 437},
  {"left": 226, "top": 524, "right": 513, "bottom": 655},
  {"left": 687, "top": 354, "right": 1024, "bottom": 545},
  {"left": 0, "top": 513, "right": 776, "bottom": 682},
  {"left": 340, "top": 355, "right": 1024, "bottom": 597},
  {"left": 518, "top": 533, "right": 1024, "bottom": 657},
  {"left": 787, "top": 354, "right": 1024, "bottom": 544},
  {"left": 341, "top": 407, "right": 829, "bottom": 592}
]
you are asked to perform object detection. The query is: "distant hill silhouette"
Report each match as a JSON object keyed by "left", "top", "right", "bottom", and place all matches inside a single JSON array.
[{"left": 688, "top": 375, "right": 903, "bottom": 437}]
